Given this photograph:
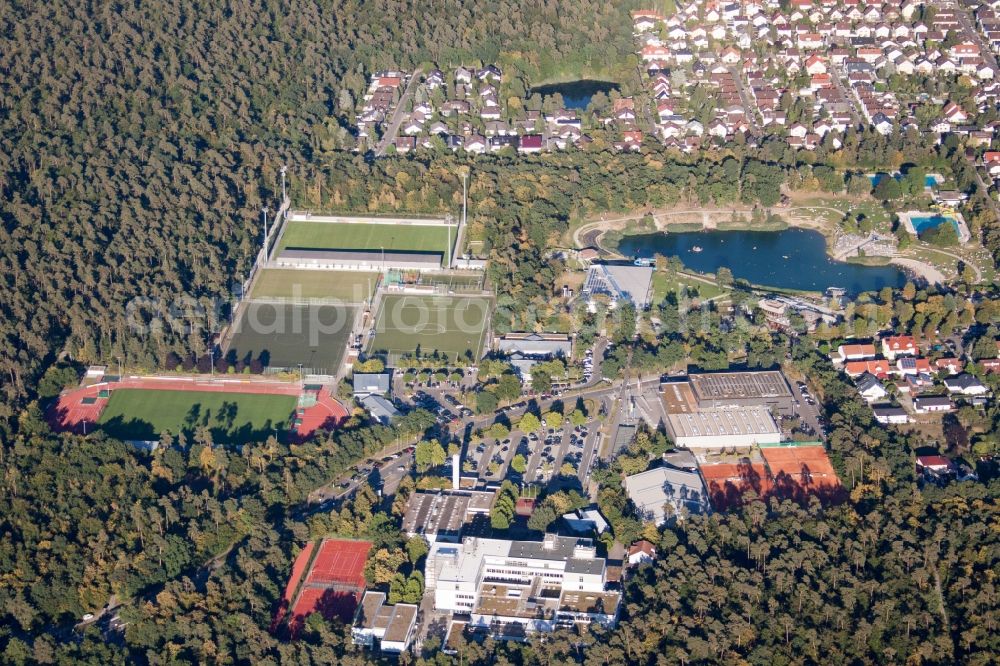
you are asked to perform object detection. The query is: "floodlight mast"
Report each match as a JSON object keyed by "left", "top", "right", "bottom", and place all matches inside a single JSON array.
[{"left": 262, "top": 206, "right": 269, "bottom": 263}]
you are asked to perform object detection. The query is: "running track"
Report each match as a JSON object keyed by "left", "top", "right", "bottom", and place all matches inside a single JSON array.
[{"left": 49, "top": 375, "right": 348, "bottom": 442}]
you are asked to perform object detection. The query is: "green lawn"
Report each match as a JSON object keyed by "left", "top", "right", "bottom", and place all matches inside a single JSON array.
[
  {"left": 278, "top": 221, "right": 453, "bottom": 255},
  {"left": 370, "top": 294, "right": 491, "bottom": 362},
  {"left": 251, "top": 269, "right": 378, "bottom": 302},
  {"left": 98, "top": 389, "right": 298, "bottom": 444},
  {"left": 651, "top": 271, "right": 727, "bottom": 302}
]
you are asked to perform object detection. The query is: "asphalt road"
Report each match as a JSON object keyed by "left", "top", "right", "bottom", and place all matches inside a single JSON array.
[
  {"left": 374, "top": 67, "right": 422, "bottom": 156},
  {"left": 829, "top": 61, "right": 863, "bottom": 126},
  {"left": 955, "top": 5, "right": 1000, "bottom": 72},
  {"left": 727, "top": 65, "right": 761, "bottom": 135}
]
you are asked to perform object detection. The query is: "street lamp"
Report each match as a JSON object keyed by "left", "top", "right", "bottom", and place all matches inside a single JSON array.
[{"left": 381, "top": 245, "right": 385, "bottom": 273}]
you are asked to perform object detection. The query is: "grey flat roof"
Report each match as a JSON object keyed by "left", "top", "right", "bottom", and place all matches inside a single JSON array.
[
  {"left": 382, "top": 604, "right": 418, "bottom": 643},
  {"left": 403, "top": 492, "right": 470, "bottom": 535},
  {"left": 353, "top": 372, "right": 391, "bottom": 394},
  {"left": 666, "top": 406, "right": 779, "bottom": 439},
  {"left": 507, "top": 536, "right": 604, "bottom": 574},
  {"left": 624, "top": 466, "right": 709, "bottom": 523},
  {"left": 688, "top": 371, "right": 793, "bottom": 402},
  {"left": 498, "top": 334, "right": 572, "bottom": 357},
  {"left": 356, "top": 591, "right": 387, "bottom": 629},
  {"left": 564, "top": 558, "right": 607, "bottom": 576},
  {"left": 583, "top": 264, "right": 654, "bottom": 308}
]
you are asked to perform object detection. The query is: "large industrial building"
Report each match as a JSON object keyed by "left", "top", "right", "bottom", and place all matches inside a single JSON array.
[
  {"left": 426, "top": 535, "right": 621, "bottom": 636},
  {"left": 665, "top": 405, "right": 781, "bottom": 450},
  {"left": 687, "top": 371, "right": 795, "bottom": 415},
  {"left": 583, "top": 264, "right": 654, "bottom": 308},
  {"left": 623, "top": 466, "right": 711, "bottom": 524}
]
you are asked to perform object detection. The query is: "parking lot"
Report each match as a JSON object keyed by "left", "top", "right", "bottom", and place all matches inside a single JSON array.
[{"left": 792, "top": 379, "right": 826, "bottom": 439}]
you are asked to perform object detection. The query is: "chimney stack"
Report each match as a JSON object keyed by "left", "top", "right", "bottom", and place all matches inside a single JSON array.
[{"left": 452, "top": 453, "right": 460, "bottom": 490}]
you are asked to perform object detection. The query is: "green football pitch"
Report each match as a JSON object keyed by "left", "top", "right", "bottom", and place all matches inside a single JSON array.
[
  {"left": 227, "top": 302, "right": 359, "bottom": 375},
  {"left": 370, "top": 294, "right": 490, "bottom": 361},
  {"left": 278, "top": 221, "right": 453, "bottom": 256},
  {"left": 98, "top": 389, "right": 298, "bottom": 444},
  {"left": 251, "top": 269, "right": 378, "bottom": 303}
]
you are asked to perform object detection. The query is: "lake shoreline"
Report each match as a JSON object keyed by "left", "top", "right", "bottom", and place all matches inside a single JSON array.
[
  {"left": 575, "top": 207, "right": 946, "bottom": 292},
  {"left": 616, "top": 225, "right": 908, "bottom": 296}
]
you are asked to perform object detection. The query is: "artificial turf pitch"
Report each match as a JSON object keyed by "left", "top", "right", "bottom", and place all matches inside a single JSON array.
[
  {"left": 97, "top": 389, "right": 298, "bottom": 444},
  {"left": 251, "top": 269, "right": 378, "bottom": 303},
  {"left": 370, "top": 294, "right": 490, "bottom": 360},
  {"left": 278, "top": 221, "right": 452, "bottom": 256},
  {"left": 227, "top": 302, "right": 359, "bottom": 375}
]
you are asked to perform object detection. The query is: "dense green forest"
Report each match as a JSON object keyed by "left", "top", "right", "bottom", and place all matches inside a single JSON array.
[
  {"left": 0, "top": 0, "right": 638, "bottom": 411},
  {"left": 3, "top": 0, "right": 1000, "bottom": 663},
  {"left": 4, "top": 341, "right": 1000, "bottom": 664}
]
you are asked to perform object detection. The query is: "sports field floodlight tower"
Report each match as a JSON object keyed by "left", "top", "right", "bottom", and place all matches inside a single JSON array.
[
  {"left": 262, "top": 206, "right": 270, "bottom": 263},
  {"left": 280, "top": 165, "right": 287, "bottom": 203}
]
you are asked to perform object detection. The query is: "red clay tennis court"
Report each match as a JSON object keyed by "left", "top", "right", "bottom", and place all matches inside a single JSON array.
[
  {"left": 275, "top": 538, "right": 373, "bottom": 638},
  {"left": 699, "top": 447, "right": 844, "bottom": 511},
  {"left": 270, "top": 542, "right": 315, "bottom": 633},
  {"left": 700, "top": 460, "right": 773, "bottom": 511},
  {"left": 288, "top": 587, "right": 362, "bottom": 634},
  {"left": 307, "top": 538, "right": 371, "bottom": 587},
  {"left": 761, "top": 446, "right": 839, "bottom": 484},
  {"left": 762, "top": 446, "right": 845, "bottom": 505}
]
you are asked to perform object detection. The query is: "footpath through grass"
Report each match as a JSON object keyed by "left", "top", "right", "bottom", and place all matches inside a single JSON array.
[{"left": 98, "top": 388, "right": 298, "bottom": 444}]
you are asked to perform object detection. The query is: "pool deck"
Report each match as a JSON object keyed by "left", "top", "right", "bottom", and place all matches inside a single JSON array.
[{"left": 898, "top": 210, "right": 970, "bottom": 244}]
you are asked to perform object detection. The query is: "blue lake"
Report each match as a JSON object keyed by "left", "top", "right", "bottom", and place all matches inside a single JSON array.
[
  {"left": 530, "top": 79, "right": 619, "bottom": 109},
  {"left": 618, "top": 228, "right": 907, "bottom": 295}
]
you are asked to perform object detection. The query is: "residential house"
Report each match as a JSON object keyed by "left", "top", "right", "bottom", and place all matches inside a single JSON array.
[
  {"left": 836, "top": 343, "right": 877, "bottom": 363},
  {"left": 873, "top": 405, "right": 909, "bottom": 425},
  {"left": 882, "top": 336, "right": 917, "bottom": 360},
  {"left": 627, "top": 540, "right": 657, "bottom": 566},
  {"left": 943, "top": 373, "right": 989, "bottom": 396},
  {"left": 935, "top": 358, "right": 963, "bottom": 375},
  {"left": 913, "top": 396, "right": 953, "bottom": 414},
  {"left": 856, "top": 373, "right": 889, "bottom": 403}
]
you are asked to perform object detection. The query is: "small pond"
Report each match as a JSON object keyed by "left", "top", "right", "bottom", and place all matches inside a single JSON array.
[{"left": 530, "top": 79, "right": 619, "bottom": 109}]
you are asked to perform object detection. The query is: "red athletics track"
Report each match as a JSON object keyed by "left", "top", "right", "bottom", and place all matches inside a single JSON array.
[{"left": 48, "top": 375, "right": 348, "bottom": 441}]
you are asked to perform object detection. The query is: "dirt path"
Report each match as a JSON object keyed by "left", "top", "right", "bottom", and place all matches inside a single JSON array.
[{"left": 913, "top": 247, "right": 982, "bottom": 282}]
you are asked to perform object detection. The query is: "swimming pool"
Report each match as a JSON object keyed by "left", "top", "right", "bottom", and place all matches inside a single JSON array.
[
  {"left": 869, "top": 173, "right": 940, "bottom": 188},
  {"left": 910, "top": 215, "right": 958, "bottom": 235}
]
